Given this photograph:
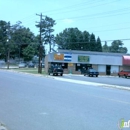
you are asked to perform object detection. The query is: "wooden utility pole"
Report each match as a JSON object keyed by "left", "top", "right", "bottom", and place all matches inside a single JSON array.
[
  {"left": 36, "top": 13, "right": 43, "bottom": 74},
  {"left": 7, "top": 22, "right": 12, "bottom": 69}
]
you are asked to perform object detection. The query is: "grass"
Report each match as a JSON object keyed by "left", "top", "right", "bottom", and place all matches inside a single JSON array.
[{"left": 10, "top": 68, "right": 47, "bottom": 75}]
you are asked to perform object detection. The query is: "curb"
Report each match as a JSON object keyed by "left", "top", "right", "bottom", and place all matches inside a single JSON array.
[
  {"left": 53, "top": 77, "right": 130, "bottom": 91},
  {"left": 0, "top": 69, "right": 129, "bottom": 91}
]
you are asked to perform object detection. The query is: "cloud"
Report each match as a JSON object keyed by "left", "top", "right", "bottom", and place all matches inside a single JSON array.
[{"left": 62, "top": 19, "right": 74, "bottom": 24}]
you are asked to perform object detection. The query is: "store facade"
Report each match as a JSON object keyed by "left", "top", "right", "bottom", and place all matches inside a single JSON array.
[{"left": 45, "top": 50, "right": 130, "bottom": 75}]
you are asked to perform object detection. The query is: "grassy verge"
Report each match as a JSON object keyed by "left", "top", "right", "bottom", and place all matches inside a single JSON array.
[{"left": 10, "top": 68, "right": 47, "bottom": 75}]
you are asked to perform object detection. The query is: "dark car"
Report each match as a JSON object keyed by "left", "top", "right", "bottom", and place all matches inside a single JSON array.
[
  {"left": 84, "top": 68, "right": 99, "bottom": 77},
  {"left": 48, "top": 65, "right": 63, "bottom": 76}
]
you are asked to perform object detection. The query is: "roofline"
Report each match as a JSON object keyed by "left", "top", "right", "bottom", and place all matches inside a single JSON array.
[{"left": 57, "top": 49, "right": 130, "bottom": 56}]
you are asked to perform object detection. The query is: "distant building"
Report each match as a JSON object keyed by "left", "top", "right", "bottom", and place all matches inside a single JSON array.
[{"left": 45, "top": 49, "right": 130, "bottom": 75}]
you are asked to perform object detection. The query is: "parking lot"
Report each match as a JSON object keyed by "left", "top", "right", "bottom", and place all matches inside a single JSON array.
[{"left": 54, "top": 74, "right": 130, "bottom": 87}]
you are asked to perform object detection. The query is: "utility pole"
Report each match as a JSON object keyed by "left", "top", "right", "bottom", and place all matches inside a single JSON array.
[
  {"left": 6, "top": 22, "right": 12, "bottom": 69},
  {"left": 36, "top": 13, "right": 43, "bottom": 74}
]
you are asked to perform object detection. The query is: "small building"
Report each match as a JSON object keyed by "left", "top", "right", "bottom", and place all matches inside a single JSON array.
[{"left": 45, "top": 49, "right": 130, "bottom": 75}]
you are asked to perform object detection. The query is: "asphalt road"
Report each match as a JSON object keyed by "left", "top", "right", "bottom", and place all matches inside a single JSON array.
[
  {"left": 0, "top": 70, "right": 130, "bottom": 130},
  {"left": 61, "top": 74, "right": 130, "bottom": 87}
]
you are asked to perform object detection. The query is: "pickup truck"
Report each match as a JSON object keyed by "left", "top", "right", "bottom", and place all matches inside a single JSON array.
[
  {"left": 118, "top": 70, "right": 130, "bottom": 78},
  {"left": 48, "top": 66, "right": 63, "bottom": 76}
]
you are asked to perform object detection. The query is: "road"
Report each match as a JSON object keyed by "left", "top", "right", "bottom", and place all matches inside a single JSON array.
[{"left": 0, "top": 70, "right": 130, "bottom": 130}]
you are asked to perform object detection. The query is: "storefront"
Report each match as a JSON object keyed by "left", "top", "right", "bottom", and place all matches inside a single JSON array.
[{"left": 45, "top": 49, "right": 130, "bottom": 75}]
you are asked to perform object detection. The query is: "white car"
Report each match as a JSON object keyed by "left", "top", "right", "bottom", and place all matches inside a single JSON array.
[{"left": 18, "top": 63, "right": 26, "bottom": 68}]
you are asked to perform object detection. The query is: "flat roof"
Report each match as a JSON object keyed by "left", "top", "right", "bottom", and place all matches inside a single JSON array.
[{"left": 57, "top": 49, "right": 130, "bottom": 56}]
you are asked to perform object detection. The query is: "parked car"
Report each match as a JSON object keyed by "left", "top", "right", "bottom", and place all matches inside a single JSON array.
[
  {"left": 84, "top": 68, "right": 99, "bottom": 77},
  {"left": 36, "top": 63, "right": 45, "bottom": 68},
  {"left": 18, "top": 63, "right": 27, "bottom": 68},
  {"left": 28, "top": 62, "right": 35, "bottom": 68},
  {"left": 118, "top": 70, "right": 130, "bottom": 78},
  {"left": 48, "top": 65, "right": 63, "bottom": 76}
]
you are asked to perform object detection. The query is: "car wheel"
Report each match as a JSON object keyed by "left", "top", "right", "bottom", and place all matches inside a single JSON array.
[
  {"left": 118, "top": 74, "right": 120, "bottom": 77},
  {"left": 60, "top": 73, "right": 63, "bottom": 76},
  {"left": 53, "top": 73, "right": 55, "bottom": 76},
  {"left": 125, "top": 75, "right": 127, "bottom": 78},
  {"left": 96, "top": 75, "right": 98, "bottom": 77}
]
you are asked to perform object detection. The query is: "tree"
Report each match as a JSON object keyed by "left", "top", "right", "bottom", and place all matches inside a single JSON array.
[
  {"left": 102, "top": 40, "right": 128, "bottom": 53},
  {"left": 11, "top": 22, "right": 36, "bottom": 60},
  {"left": 109, "top": 40, "right": 127, "bottom": 53},
  {"left": 55, "top": 28, "right": 90, "bottom": 51},
  {"left": 82, "top": 31, "right": 90, "bottom": 51},
  {"left": 0, "top": 20, "right": 8, "bottom": 60},
  {"left": 102, "top": 41, "right": 110, "bottom": 52},
  {"left": 36, "top": 16, "right": 56, "bottom": 53},
  {"left": 90, "top": 33, "right": 96, "bottom": 51},
  {"left": 96, "top": 37, "right": 102, "bottom": 52},
  {"left": 22, "top": 43, "right": 37, "bottom": 61}
]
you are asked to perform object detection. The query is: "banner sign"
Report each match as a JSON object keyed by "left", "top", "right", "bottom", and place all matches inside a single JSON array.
[
  {"left": 64, "top": 53, "right": 72, "bottom": 61},
  {"left": 54, "top": 53, "right": 64, "bottom": 60},
  {"left": 78, "top": 56, "right": 89, "bottom": 62}
]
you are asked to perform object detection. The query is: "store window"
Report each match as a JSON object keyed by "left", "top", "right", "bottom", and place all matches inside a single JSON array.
[
  {"left": 75, "top": 63, "right": 92, "bottom": 72},
  {"left": 51, "top": 62, "right": 68, "bottom": 69}
]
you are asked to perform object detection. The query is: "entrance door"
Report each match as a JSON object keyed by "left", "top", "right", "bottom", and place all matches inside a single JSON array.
[{"left": 106, "top": 65, "right": 111, "bottom": 75}]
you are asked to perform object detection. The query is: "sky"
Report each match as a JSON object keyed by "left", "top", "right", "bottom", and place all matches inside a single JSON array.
[{"left": 0, "top": 0, "right": 130, "bottom": 53}]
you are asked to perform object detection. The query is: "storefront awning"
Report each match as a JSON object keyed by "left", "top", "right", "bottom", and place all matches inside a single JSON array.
[{"left": 123, "top": 56, "right": 130, "bottom": 65}]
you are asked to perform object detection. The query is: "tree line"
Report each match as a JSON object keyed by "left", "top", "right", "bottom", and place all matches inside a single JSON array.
[{"left": 0, "top": 17, "right": 128, "bottom": 62}]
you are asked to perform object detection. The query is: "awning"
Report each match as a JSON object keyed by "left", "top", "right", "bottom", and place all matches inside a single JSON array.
[{"left": 122, "top": 56, "right": 130, "bottom": 65}]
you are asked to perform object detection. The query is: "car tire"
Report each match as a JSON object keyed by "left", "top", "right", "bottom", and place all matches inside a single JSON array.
[
  {"left": 53, "top": 73, "right": 55, "bottom": 76},
  {"left": 118, "top": 74, "right": 120, "bottom": 77},
  {"left": 125, "top": 75, "right": 127, "bottom": 78},
  {"left": 60, "top": 73, "right": 63, "bottom": 76},
  {"left": 96, "top": 75, "right": 98, "bottom": 77}
]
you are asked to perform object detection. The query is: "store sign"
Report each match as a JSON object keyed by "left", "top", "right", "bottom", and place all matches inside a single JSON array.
[
  {"left": 78, "top": 56, "right": 89, "bottom": 62},
  {"left": 54, "top": 53, "right": 64, "bottom": 60}
]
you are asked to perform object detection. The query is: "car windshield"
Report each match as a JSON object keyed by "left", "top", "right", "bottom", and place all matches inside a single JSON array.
[{"left": 89, "top": 69, "right": 97, "bottom": 72}]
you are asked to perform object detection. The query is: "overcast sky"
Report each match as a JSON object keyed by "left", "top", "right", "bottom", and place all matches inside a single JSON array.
[{"left": 0, "top": 0, "right": 130, "bottom": 53}]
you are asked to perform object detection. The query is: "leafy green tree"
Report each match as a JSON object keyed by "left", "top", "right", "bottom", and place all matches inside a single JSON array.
[
  {"left": 109, "top": 40, "right": 127, "bottom": 53},
  {"left": 22, "top": 44, "right": 37, "bottom": 61},
  {"left": 11, "top": 22, "right": 36, "bottom": 60},
  {"left": 0, "top": 20, "right": 8, "bottom": 60},
  {"left": 102, "top": 41, "right": 110, "bottom": 52},
  {"left": 55, "top": 28, "right": 90, "bottom": 51}
]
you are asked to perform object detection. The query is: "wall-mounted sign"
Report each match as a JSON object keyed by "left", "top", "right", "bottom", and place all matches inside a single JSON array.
[
  {"left": 64, "top": 53, "right": 72, "bottom": 61},
  {"left": 68, "top": 63, "right": 73, "bottom": 66},
  {"left": 78, "top": 56, "right": 89, "bottom": 62},
  {"left": 54, "top": 53, "right": 64, "bottom": 60}
]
